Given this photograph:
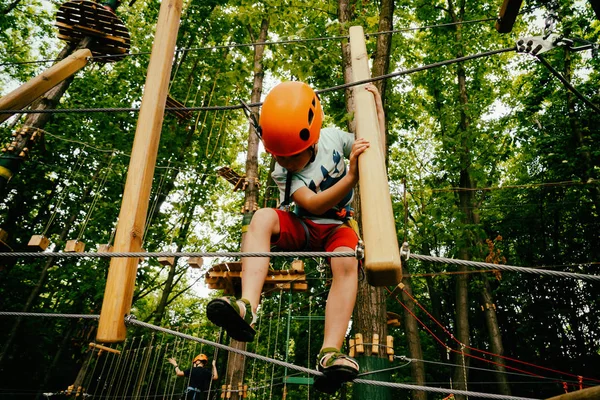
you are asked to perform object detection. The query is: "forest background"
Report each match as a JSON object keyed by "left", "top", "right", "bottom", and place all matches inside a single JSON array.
[{"left": 0, "top": 0, "right": 599, "bottom": 399}]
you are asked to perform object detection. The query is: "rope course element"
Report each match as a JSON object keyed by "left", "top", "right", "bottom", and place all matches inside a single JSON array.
[
  {"left": 388, "top": 286, "right": 600, "bottom": 385},
  {"left": 0, "top": 250, "right": 357, "bottom": 259},
  {"left": 125, "top": 318, "right": 542, "bottom": 400},
  {"left": 0, "top": 47, "right": 516, "bottom": 115},
  {"left": 0, "top": 311, "right": 542, "bottom": 399},
  {"left": 0, "top": 14, "right": 520, "bottom": 67},
  {"left": 395, "top": 356, "right": 588, "bottom": 385},
  {"left": 1, "top": 247, "right": 598, "bottom": 282},
  {"left": 402, "top": 249, "right": 600, "bottom": 282}
]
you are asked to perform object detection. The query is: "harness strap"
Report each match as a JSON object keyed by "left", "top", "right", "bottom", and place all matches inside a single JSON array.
[{"left": 281, "top": 171, "right": 293, "bottom": 210}]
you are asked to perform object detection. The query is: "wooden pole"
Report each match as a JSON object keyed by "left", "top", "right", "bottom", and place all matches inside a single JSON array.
[
  {"left": 546, "top": 386, "right": 600, "bottom": 400},
  {"left": 495, "top": 0, "right": 523, "bottom": 33},
  {"left": 96, "top": 0, "right": 183, "bottom": 343},
  {"left": 349, "top": 25, "right": 402, "bottom": 286},
  {"left": 0, "top": 48, "right": 92, "bottom": 124}
]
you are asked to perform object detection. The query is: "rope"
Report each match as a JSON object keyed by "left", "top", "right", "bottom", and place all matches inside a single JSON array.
[
  {"left": 0, "top": 311, "right": 541, "bottom": 400},
  {"left": 405, "top": 252, "right": 600, "bottom": 282},
  {"left": 0, "top": 250, "right": 356, "bottom": 259},
  {"left": 126, "top": 319, "right": 540, "bottom": 400},
  {"left": 0, "top": 48, "right": 516, "bottom": 115},
  {"left": 0, "top": 311, "right": 99, "bottom": 319},
  {"left": 1, "top": 248, "right": 597, "bottom": 282},
  {"left": 390, "top": 286, "right": 600, "bottom": 385},
  {"left": 535, "top": 55, "right": 600, "bottom": 114}
]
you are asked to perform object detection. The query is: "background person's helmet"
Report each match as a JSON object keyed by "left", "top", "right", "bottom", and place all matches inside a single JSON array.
[
  {"left": 193, "top": 354, "right": 208, "bottom": 363},
  {"left": 259, "top": 81, "right": 323, "bottom": 157}
]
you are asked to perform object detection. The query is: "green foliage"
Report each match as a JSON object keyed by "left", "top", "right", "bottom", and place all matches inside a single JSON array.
[{"left": 0, "top": 0, "right": 599, "bottom": 398}]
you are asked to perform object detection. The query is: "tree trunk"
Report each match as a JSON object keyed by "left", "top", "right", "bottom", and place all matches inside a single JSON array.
[
  {"left": 353, "top": 281, "right": 391, "bottom": 400},
  {"left": 372, "top": 0, "right": 393, "bottom": 154},
  {"left": 338, "top": 0, "right": 356, "bottom": 133},
  {"left": 448, "top": 1, "right": 471, "bottom": 397},
  {"left": 225, "top": 17, "right": 269, "bottom": 400},
  {"left": 151, "top": 173, "right": 208, "bottom": 323},
  {"left": 400, "top": 268, "right": 427, "bottom": 400},
  {"left": 481, "top": 279, "right": 511, "bottom": 395}
]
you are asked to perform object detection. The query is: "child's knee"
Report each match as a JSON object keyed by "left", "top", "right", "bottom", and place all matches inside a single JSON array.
[
  {"left": 249, "top": 208, "right": 279, "bottom": 233},
  {"left": 331, "top": 255, "right": 358, "bottom": 277}
]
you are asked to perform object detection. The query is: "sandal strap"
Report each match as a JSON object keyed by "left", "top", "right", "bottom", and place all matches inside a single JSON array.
[
  {"left": 318, "top": 350, "right": 359, "bottom": 371},
  {"left": 222, "top": 297, "right": 256, "bottom": 325}
]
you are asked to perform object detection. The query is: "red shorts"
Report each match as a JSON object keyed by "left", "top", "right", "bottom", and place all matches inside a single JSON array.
[{"left": 272, "top": 209, "right": 359, "bottom": 252}]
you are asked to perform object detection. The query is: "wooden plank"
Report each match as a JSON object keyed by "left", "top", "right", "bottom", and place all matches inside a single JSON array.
[
  {"left": 0, "top": 49, "right": 91, "bottom": 124},
  {"left": 89, "top": 342, "right": 121, "bottom": 354},
  {"left": 263, "top": 282, "right": 308, "bottom": 292},
  {"left": 495, "top": 0, "right": 523, "bottom": 33},
  {"left": 96, "top": 0, "right": 183, "bottom": 343},
  {"left": 65, "top": 239, "right": 86, "bottom": 252},
  {"left": 227, "top": 262, "right": 242, "bottom": 272},
  {"left": 349, "top": 26, "right": 402, "bottom": 286},
  {"left": 55, "top": 22, "right": 128, "bottom": 44},
  {"left": 56, "top": 0, "right": 130, "bottom": 61},
  {"left": 28, "top": 235, "right": 50, "bottom": 251}
]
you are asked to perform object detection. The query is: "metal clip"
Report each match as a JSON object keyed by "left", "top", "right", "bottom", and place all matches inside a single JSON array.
[
  {"left": 124, "top": 314, "right": 137, "bottom": 324},
  {"left": 355, "top": 239, "right": 365, "bottom": 260},
  {"left": 400, "top": 241, "right": 410, "bottom": 260},
  {"left": 516, "top": 34, "right": 561, "bottom": 56}
]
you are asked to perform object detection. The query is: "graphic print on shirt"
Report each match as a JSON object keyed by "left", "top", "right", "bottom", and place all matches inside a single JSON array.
[{"left": 305, "top": 148, "right": 353, "bottom": 211}]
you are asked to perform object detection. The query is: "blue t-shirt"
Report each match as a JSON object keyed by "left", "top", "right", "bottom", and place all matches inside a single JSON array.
[{"left": 272, "top": 127, "right": 354, "bottom": 224}]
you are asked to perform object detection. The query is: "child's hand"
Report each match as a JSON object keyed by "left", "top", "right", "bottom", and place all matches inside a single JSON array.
[
  {"left": 348, "top": 138, "right": 370, "bottom": 181},
  {"left": 365, "top": 83, "right": 382, "bottom": 105},
  {"left": 167, "top": 357, "right": 177, "bottom": 366}
]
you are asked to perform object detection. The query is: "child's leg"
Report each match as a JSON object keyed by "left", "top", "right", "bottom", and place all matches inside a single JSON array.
[
  {"left": 206, "top": 208, "right": 280, "bottom": 341},
  {"left": 241, "top": 208, "right": 280, "bottom": 312},
  {"left": 322, "top": 246, "right": 358, "bottom": 351}
]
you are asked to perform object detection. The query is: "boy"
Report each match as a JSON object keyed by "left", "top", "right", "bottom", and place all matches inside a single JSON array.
[
  {"left": 168, "top": 353, "right": 218, "bottom": 400},
  {"left": 207, "top": 81, "right": 383, "bottom": 390}
]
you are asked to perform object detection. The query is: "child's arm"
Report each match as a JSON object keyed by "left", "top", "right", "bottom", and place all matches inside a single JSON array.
[
  {"left": 292, "top": 138, "right": 369, "bottom": 215},
  {"left": 365, "top": 84, "right": 386, "bottom": 153},
  {"left": 211, "top": 360, "right": 218, "bottom": 380}
]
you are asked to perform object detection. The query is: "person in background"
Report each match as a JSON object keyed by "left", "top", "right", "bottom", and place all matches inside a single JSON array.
[{"left": 168, "top": 353, "right": 218, "bottom": 400}]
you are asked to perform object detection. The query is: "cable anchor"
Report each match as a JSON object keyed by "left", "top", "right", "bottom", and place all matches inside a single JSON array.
[
  {"left": 355, "top": 239, "right": 365, "bottom": 260},
  {"left": 400, "top": 241, "right": 410, "bottom": 260},
  {"left": 516, "top": 34, "right": 561, "bottom": 56},
  {"left": 124, "top": 314, "right": 138, "bottom": 324}
]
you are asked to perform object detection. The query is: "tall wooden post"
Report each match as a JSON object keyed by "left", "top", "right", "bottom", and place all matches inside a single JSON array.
[
  {"left": 0, "top": 49, "right": 92, "bottom": 124},
  {"left": 349, "top": 25, "right": 402, "bottom": 286},
  {"left": 96, "top": 0, "right": 183, "bottom": 343}
]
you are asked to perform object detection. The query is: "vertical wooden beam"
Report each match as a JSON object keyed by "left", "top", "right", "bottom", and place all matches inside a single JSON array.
[
  {"left": 495, "top": 0, "right": 523, "bottom": 33},
  {"left": 349, "top": 25, "right": 402, "bottom": 286},
  {"left": 0, "top": 48, "right": 92, "bottom": 124},
  {"left": 96, "top": 0, "right": 183, "bottom": 343}
]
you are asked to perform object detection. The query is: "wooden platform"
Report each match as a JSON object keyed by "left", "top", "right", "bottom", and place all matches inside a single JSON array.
[
  {"left": 205, "top": 261, "right": 308, "bottom": 295},
  {"left": 166, "top": 96, "right": 193, "bottom": 121},
  {"left": 217, "top": 167, "right": 246, "bottom": 191},
  {"left": 56, "top": 0, "right": 130, "bottom": 62}
]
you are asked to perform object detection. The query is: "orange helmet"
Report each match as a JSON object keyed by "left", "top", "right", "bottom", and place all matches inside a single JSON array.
[
  {"left": 259, "top": 81, "right": 323, "bottom": 157},
  {"left": 193, "top": 354, "right": 208, "bottom": 363}
]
